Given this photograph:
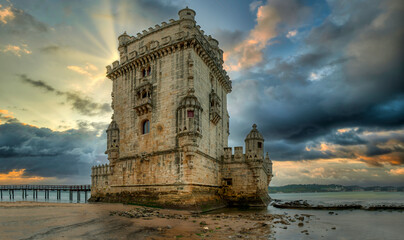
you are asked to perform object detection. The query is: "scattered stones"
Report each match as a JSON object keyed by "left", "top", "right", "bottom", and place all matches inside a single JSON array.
[
  {"left": 298, "top": 222, "right": 304, "bottom": 227},
  {"left": 273, "top": 199, "right": 404, "bottom": 211}
]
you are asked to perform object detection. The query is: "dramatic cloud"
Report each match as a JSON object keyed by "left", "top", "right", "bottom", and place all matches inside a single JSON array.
[
  {"left": 0, "top": 4, "right": 14, "bottom": 24},
  {"left": 0, "top": 169, "right": 55, "bottom": 184},
  {"left": 0, "top": 3, "right": 48, "bottom": 34},
  {"left": 19, "top": 74, "right": 111, "bottom": 116},
  {"left": 224, "top": 0, "right": 311, "bottom": 70},
  {"left": 0, "top": 122, "right": 108, "bottom": 183},
  {"left": 271, "top": 159, "right": 404, "bottom": 186},
  {"left": 228, "top": 0, "right": 404, "bottom": 170}
]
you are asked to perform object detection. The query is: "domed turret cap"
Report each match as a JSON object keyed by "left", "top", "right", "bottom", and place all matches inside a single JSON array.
[
  {"left": 179, "top": 89, "right": 202, "bottom": 109},
  {"left": 107, "top": 120, "right": 119, "bottom": 131},
  {"left": 245, "top": 124, "right": 264, "bottom": 141}
]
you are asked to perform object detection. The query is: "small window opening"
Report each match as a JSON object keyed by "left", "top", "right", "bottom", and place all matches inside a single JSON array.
[
  {"left": 142, "top": 120, "right": 150, "bottom": 134},
  {"left": 187, "top": 110, "right": 194, "bottom": 118},
  {"left": 147, "top": 66, "right": 151, "bottom": 76},
  {"left": 224, "top": 178, "right": 232, "bottom": 186},
  {"left": 258, "top": 142, "right": 262, "bottom": 148},
  {"left": 142, "top": 69, "right": 146, "bottom": 77},
  {"left": 142, "top": 91, "right": 148, "bottom": 99},
  {"left": 187, "top": 12, "right": 191, "bottom": 15}
]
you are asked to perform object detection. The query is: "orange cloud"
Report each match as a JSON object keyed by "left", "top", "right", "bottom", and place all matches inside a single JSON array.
[
  {"left": 0, "top": 4, "right": 14, "bottom": 24},
  {"left": 0, "top": 169, "right": 54, "bottom": 184},
  {"left": 388, "top": 168, "right": 404, "bottom": 176},
  {"left": 224, "top": 3, "right": 280, "bottom": 71},
  {"left": 67, "top": 63, "right": 105, "bottom": 85},
  {"left": 1, "top": 44, "right": 32, "bottom": 57},
  {"left": 0, "top": 109, "right": 15, "bottom": 124}
]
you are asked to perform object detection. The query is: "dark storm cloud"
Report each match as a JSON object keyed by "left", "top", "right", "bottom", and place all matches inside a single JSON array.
[
  {"left": 135, "top": 0, "right": 182, "bottom": 20},
  {"left": 213, "top": 29, "right": 246, "bottom": 51},
  {"left": 39, "top": 45, "right": 65, "bottom": 54},
  {"left": 64, "top": 92, "right": 111, "bottom": 116},
  {"left": 229, "top": 0, "right": 404, "bottom": 166},
  {"left": 20, "top": 74, "right": 62, "bottom": 94},
  {"left": 0, "top": 122, "right": 107, "bottom": 179},
  {"left": 19, "top": 74, "right": 111, "bottom": 116}
]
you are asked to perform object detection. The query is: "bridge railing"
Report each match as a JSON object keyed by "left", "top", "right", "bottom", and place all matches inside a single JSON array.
[{"left": 0, "top": 185, "right": 91, "bottom": 191}]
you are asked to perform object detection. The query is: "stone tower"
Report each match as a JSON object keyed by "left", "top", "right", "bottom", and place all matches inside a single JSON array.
[{"left": 90, "top": 7, "right": 272, "bottom": 211}]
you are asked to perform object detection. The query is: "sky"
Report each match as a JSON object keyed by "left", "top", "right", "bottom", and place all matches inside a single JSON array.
[{"left": 0, "top": 0, "right": 403, "bottom": 186}]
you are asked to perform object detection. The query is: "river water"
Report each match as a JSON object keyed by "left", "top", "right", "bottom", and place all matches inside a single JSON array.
[{"left": 268, "top": 192, "right": 404, "bottom": 240}]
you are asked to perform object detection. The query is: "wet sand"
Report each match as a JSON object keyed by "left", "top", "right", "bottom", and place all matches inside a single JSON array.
[
  {"left": 2, "top": 201, "right": 403, "bottom": 239},
  {"left": 0, "top": 202, "right": 303, "bottom": 239}
]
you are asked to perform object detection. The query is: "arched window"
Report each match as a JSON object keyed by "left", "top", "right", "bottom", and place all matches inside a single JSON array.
[{"left": 142, "top": 120, "right": 150, "bottom": 134}]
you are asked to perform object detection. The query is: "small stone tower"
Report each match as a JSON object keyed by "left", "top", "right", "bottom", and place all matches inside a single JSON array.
[
  {"left": 245, "top": 124, "right": 264, "bottom": 160},
  {"left": 105, "top": 120, "right": 119, "bottom": 165}
]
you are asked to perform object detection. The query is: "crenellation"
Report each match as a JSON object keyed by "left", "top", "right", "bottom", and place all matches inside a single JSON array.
[{"left": 91, "top": 7, "right": 272, "bottom": 211}]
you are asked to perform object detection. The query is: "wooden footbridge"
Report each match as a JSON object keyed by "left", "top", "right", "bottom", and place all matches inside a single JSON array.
[{"left": 0, "top": 185, "right": 91, "bottom": 202}]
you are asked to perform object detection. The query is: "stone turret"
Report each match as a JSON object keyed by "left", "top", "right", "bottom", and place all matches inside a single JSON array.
[
  {"left": 178, "top": 7, "right": 196, "bottom": 29},
  {"left": 118, "top": 31, "right": 131, "bottom": 46},
  {"left": 177, "top": 89, "right": 203, "bottom": 156},
  {"left": 245, "top": 124, "right": 264, "bottom": 160},
  {"left": 106, "top": 120, "right": 119, "bottom": 165}
]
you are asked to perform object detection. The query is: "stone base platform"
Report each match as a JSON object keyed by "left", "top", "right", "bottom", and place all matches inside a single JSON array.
[{"left": 89, "top": 184, "right": 228, "bottom": 213}]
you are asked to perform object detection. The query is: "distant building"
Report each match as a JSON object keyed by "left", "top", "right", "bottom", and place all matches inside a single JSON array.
[{"left": 90, "top": 7, "right": 273, "bottom": 211}]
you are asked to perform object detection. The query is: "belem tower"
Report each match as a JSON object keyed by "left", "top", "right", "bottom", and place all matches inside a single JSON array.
[{"left": 90, "top": 7, "right": 273, "bottom": 211}]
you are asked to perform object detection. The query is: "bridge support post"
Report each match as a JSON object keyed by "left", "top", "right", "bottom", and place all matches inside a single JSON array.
[
  {"left": 77, "top": 191, "right": 80, "bottom": 202},
  {"left": 85, "top": 191, "right": 88, "bottom": 202},
  {"left": 1, "top": 190, "right": 2, "bottom": 199},
  {"left": 69, "top": 191, "right": 72, "bottom": 201}
]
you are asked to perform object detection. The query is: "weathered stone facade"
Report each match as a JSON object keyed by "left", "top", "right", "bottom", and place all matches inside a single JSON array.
[{"left": 90, "top": 7, "right": 273, "bottom": 211}]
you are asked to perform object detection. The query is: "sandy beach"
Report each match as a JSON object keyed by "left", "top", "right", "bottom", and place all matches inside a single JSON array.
[
  {"left": 0, "top": 201, "right": 306, "bottom": 240},
  {"left": 1, "top": 200, "right": 403, "bottom": 239}
]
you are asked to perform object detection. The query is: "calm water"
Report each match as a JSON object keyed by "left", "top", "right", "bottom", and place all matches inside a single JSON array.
[
  {"left": 208, "top": 192, "right": 404, "bottom": 240},
  {"left": 0, "top": 189, "right": 90, "bottom": 203},
  {"left": 271, "top": 191, "right": 404, "bottom": 206},
  {"left": 268, "top": 192, "right": 404, "bottom": 240}
]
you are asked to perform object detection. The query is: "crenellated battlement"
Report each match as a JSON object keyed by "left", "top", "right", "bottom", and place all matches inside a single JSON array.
[{"left": 91, "top": 164, "right": 112, "bottom": 176}]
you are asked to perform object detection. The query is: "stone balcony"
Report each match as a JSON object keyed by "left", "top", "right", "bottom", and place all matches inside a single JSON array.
[
  {"left": 134, "top": 81, "right": 153, "bottom": 116},
  {"left": 134, "top": 97, "right": 152, "bottom": 115}
]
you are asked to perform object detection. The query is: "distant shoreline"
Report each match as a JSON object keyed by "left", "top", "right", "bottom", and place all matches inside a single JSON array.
[{"left": 269, "top": 184, "right": 404, "bottom": 193}]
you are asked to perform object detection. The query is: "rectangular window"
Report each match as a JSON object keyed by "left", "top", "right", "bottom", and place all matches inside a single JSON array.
[
  {"left": 258, "top": 142, "right": 262, "bottom": 148},
  {"left": 187, "top": 110, "right": 194, "bottom": 118},
  {"left": 224, "top": 178, "right": 232, "bottom": 186}
]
